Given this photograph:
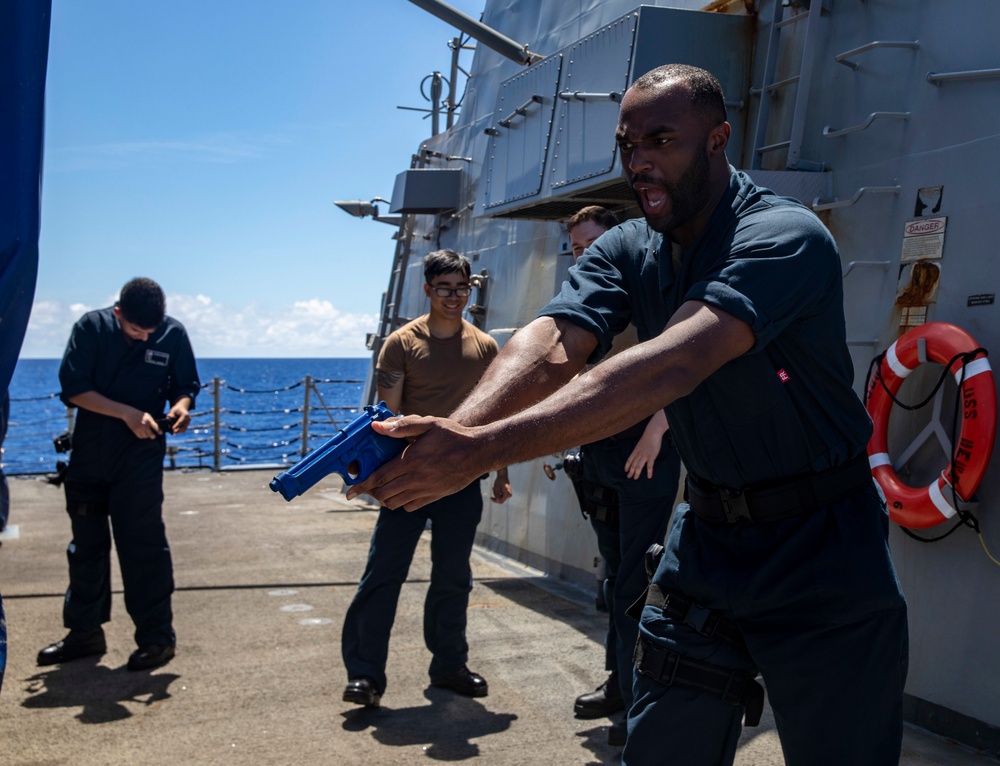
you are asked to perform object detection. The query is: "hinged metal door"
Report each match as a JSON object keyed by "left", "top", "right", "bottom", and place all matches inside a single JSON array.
[
  {"left": 549, "top": 14, "right": 637, "bottom": 191},
  {"left": 482, "top": 55, "right": 562, "bottom": 209}
]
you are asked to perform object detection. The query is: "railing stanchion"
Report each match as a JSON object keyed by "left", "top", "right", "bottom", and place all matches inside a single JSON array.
[
  {"left": 213, "top": 377, "right": 222, "bottom": 472},
  {"left": 302, "top": 376, "right": 311, "bottom": 459}
]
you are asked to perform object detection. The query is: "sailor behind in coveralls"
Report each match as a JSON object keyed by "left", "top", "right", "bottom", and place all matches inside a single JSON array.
[
  {"left": 565, "top": 207, "right": 681, "bottom": 748},
  {"left": 37, "top": 277, "right": 199, "bottom": 672},
  {"left": 347, "top": 64, "right": 908, "bottom": 766}
]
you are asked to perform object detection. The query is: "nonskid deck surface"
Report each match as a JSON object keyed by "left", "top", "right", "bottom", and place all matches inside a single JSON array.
[{"left": 0, "top": 470, "right": 990, "bottom": 765}]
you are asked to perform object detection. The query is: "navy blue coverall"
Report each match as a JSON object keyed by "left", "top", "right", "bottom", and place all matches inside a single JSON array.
[
  {"left": 542, "top": 169, "right": 908, "bottom": 766},
  {"left": 59, "top": 307, "right": 199, "bottom": 648}
]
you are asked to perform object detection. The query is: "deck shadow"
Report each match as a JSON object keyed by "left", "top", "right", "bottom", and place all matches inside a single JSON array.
[
  {"left": 341, "top": 688, "right": 517, "bottom": 761},
  {"left": 21, "top": 657, "right": 178, "bottom": 724}
]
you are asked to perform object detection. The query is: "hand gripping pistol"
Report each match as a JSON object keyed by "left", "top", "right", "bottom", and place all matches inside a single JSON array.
[{"left": 269, "top": 402, "right": 405, "bottom": 501}]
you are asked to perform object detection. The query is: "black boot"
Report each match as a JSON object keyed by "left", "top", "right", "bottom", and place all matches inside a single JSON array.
[
  {"left": 343, "top": 677, "right": 381, "bottom": 708},
  {"left": 127, "top": 644, "right": 175, "bottom": 671},
  {"left": 574, "top": 671, "right": 625, "bottom": 718},
  {"left": 37, "top": 627, "right": 106, "bottom": 666}
]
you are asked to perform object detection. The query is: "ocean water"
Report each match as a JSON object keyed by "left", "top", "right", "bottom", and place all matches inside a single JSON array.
[{"left": 2, "top": 358, "right": 371, "bottom": 475}]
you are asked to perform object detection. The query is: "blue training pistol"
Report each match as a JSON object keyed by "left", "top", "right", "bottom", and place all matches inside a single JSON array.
[{"left": 269, "top": 402, "right": 406, "bottom": 501}]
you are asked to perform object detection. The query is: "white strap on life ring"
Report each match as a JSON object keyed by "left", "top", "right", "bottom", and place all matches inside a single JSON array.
[{"left": 865, "top": 322, "right": 997, "bottom": 530}]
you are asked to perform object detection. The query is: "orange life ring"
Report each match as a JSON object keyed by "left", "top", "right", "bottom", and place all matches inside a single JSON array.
[{"left": 865, "top": 322, "right": 996, "bottom": 529}]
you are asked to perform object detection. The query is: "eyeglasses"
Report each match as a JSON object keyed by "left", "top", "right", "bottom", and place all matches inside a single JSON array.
[{"left": 430, "top": 286, "right": 471, "bottom": 298}]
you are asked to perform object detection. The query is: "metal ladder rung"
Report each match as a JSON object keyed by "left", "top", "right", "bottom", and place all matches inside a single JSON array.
[
  {"left": 757, "top": 139, "right": 791, "bottom": 156},
  {"left": 762, "top": 74, "right": 800, "bottom": 95},
  {"left": 776, "top": 11, "right": 810, "bottom": 30},
  {"left": 751, "top": 1, "right": 828, "bottom": 171}
]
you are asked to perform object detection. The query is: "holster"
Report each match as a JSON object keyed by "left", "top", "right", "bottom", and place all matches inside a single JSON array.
[
  {"left": 570, "top": 477, "right": 619, "bottom": 523},
  {"left": 634, "top": 635, "right": 764, "bottom": 727}
]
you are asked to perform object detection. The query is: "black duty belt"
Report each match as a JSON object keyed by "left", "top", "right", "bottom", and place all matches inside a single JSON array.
[
  {"left": 686, "top": 453, "right": 873, "bottom": 524},
  {"left": 634, "top": 635, "right": 764, "bottom": 726}
]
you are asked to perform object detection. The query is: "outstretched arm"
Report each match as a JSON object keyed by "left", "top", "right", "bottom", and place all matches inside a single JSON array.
[
  {"left": 450, "top": 316, "right": 598, "bottom": 426},
  {"left": 348, "top": 301, "right": 753, "bottom": 510}
]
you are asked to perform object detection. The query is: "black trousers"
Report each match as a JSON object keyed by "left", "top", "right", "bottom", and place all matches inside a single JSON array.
[
  {"left": 624, "top": 482, "right": 908, "bottom": 766},
  {"left": 62, "top": 420, "right": 174, "bottom": 648}
]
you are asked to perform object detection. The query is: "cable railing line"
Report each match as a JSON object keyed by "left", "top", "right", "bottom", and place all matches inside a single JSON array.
[{"left": 2, "top": 374, "right": 366, "bottom": 475}]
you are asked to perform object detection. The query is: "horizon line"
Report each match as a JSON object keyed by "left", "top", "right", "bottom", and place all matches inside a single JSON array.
[{"left": 16, "top": 355, "right": 373, "bottom": 361}]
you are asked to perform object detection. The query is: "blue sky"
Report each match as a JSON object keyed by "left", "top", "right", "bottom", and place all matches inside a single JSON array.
[{"left": 24, "top": 0, "right": 484, "bottom": 358}]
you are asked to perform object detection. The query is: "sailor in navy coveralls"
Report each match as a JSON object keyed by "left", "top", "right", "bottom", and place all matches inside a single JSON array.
[
  {"left": 554, "top": 104, "right": 908, "bottom": 766},
  {"left": 37, "top": 278, "right": 199, "bottom": 672},
  {"left": 348, "top": 64, "right": 908, "bottom": 766}
]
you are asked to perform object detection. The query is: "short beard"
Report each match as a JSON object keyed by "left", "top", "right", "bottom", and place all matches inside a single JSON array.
[{"left": 632, "top": 146, "right": 711, "bottom": 234}]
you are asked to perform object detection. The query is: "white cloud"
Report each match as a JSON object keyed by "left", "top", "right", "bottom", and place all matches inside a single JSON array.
[
  {"left": 18, "top": 300, "right": 91, "bottom": 358},
  {"left": 50, "top": 131, "right": 286, "bottom": 171},
  {"left": 19, "top": 293, "right": 377, "bottom": 359}
]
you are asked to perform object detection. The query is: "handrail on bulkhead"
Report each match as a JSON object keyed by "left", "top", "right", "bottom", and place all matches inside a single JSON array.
[
  {"left": 842, "top": 260, "right": 891, "bottom": 279},
  {"left": 926, "top": 67, "right": 1000, "bottom": 85},
  {"left": 834, "top": 40, "right": 919, "bottom": 70},
  {"left": 557, "top": 90, "right": 620, "bottom": 102},
  {"left": 823, "top": 112, "right": 910, "bottom": 138},
  {"left": 812, "top": 185, "right": 900, "bottom": 212},
  {"left": 498, "top": 94, "right": 543, "bottom": 128}
]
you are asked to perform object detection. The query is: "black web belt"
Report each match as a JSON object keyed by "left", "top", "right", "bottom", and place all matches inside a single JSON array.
[
  {"left": 627, "top": 584, "right": 744, "bottom": 648},
  {"left": 686, "top": 453, "right": 872, "bottom": 524},
  {"left": 634, "top": 635, "right": 764, "bottom": 727}
]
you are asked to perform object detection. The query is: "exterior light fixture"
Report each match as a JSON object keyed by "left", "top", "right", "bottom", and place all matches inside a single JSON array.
[{"left": 333, "top": 197, "right": 402, "bottom": 227}]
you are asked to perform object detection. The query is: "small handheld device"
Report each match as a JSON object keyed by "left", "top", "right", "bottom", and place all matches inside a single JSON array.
[{"left": 155, "top": 415, "right": 177, "bottom": 433}]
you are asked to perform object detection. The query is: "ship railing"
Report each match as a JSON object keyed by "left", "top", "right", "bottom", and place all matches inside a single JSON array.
[{"left": 1, "top": 374, "right": 365, "bottom": 475}]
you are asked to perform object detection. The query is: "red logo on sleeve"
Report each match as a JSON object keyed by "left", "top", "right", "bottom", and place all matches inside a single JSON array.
[{"left": 777, "top": 368, "right": 790, "bottom": 383}]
